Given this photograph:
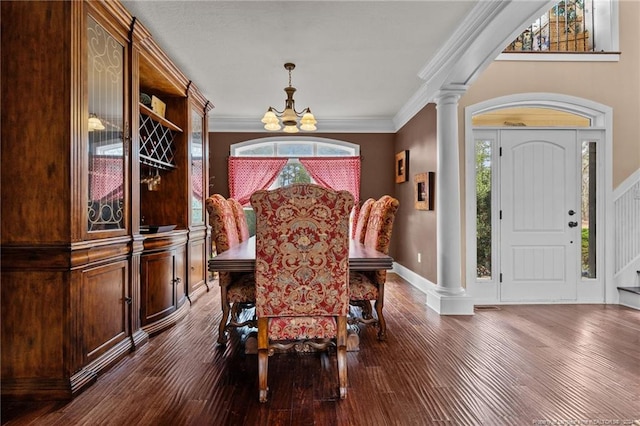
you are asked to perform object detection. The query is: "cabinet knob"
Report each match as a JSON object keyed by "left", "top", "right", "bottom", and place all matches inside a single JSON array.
[{"left": 124, "top": 297, "right": 132, "bottom": 305}]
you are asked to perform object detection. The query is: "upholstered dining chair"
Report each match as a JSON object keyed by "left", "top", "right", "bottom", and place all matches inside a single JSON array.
[
  {"left": 353, "top": 198, "right": 375, "bottom": 244},
  {"left": 250, "top": 183, "right": 354, "bottom": 403},
  {"left": 228, "top": 197, "right": 250, "bottom": 242},
  {"left": 205, "top": 194, "right": 256, "bottom": 345},
  {"left": 349, "top": 195, "right": 399, "bottom": 341}
]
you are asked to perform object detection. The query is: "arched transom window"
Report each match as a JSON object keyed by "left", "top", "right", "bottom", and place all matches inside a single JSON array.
[{"left": 231, "top": 137, "right": 359, "bottom": 157}]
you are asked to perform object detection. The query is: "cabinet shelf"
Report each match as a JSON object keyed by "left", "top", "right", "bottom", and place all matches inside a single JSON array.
[{"left": 139, "top": 103, "right": 182, "bottom": 132}]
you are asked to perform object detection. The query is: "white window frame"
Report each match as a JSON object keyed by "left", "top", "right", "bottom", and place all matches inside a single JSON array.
[{"left": 230, "top": 136, "right": 359, "bottom": 157}]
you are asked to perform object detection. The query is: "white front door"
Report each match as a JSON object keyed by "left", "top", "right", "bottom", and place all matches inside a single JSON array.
[{"left": 500, "top": 130, "right": 579, "bottom": 302}]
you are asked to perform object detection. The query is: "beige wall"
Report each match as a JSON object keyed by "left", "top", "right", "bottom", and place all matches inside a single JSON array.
[
  {"left": 453, "top": 0, "right": 640, "bottom": 287},
  {"left": 460, "top": 0, "right": 640, "bottom": 188}
]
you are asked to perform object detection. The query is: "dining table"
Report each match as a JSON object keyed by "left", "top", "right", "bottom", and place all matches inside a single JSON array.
[
  {"left": 208, "top": 236, "right": 394, "bottom": 273},
  {"left": 207, "top": 236, "right": 394, "bottom": 353}
]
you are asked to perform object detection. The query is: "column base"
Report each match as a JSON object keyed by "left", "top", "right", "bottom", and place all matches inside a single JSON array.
[{"left": 426, "top": 289, "right": 474, "bottom": 315}]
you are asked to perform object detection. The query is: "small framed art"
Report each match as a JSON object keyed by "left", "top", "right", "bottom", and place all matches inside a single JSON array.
[
  {"left": 414, "top": 172, "right": 435, "bottom": 210},
  {"left": 395, "top": 150, "right": 409, "bottom": 183}
]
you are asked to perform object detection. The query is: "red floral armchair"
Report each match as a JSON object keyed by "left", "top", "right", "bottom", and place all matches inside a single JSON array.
[
  {"left": 353, "top": 198, "right": 375, "bottom": 244},
  {"left": 349, "top": 195, "right": 399, "bottom": 340},
  {"left": 206, "top": 194, "right": 256, "bottom": 345},
  {"left": 250, "top": 183, "right": 354, "bottom": 403}
]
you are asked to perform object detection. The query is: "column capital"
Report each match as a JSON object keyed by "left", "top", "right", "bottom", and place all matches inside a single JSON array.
[{"left": 435, "top": 84, "right": 468, "bottom": 105}]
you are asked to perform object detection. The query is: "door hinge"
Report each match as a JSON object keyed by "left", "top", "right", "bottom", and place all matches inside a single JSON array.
[
  {"left": 499, "top": 147, "right": 503, "bottom": 156},
  {"left": 499, "top": 273, "right": 503, "bottom": 283},
  {"left": 500, "top": 210, "right": 503, "bottom": 220}
]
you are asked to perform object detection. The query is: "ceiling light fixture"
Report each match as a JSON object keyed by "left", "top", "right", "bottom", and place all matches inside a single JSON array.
[
  {"left": 261, "top": 63, "right": 317, "bottom": 133},
  {"left": 88, "top": 113, "right": 105, "bottom": 131}
]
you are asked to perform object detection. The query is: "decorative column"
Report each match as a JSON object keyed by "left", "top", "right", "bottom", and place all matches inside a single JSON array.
[{"left": 426, "top": 87, "right": 474, "bottom": 315}]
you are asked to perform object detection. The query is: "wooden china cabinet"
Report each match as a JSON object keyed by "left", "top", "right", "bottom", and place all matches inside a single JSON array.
[{"left": 1, "top": 0, "right": 212, "bottom": 400}]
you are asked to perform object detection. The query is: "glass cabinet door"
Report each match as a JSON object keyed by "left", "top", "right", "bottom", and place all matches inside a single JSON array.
[
  {"left": 190, "top": 108, "right": 204, "bottom": 225},
  {"left": 87, "top": 15, "right": 126, "bottom": 233}
]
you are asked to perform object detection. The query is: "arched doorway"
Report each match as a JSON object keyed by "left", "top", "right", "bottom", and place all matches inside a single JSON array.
[{"left": 464, "top": 93, "right": 613, "bottom": 304}]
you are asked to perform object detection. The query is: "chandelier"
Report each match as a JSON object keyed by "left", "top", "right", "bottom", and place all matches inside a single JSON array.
[{"left": 261, "top": 63, "right": 317, "bottom": 133}]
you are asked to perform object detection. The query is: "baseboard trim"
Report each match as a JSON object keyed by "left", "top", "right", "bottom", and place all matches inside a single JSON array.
[
  {"left": 392, "top": 263, "right": 475, "bottom": 315},
  {"left": 391, "top": 262, "right": 436, "bottom": 295}
]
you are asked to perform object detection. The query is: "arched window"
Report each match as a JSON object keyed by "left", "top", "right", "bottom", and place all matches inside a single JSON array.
[
  {"left": 228, "top": 137, "right": 360, "bottom": 206},
  {"left": 231, "top": 137, "right": 359, "bottom": 157}
]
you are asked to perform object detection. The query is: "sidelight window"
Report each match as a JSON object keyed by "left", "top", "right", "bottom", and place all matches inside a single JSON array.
[
  {"left": 581, "top": 140, "right": 597, "bottom": 278},
  {"left": 476, "top": 139, "right": 493, "bottom": 280}
]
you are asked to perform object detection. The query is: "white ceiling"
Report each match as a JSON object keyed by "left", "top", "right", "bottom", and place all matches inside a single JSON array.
[{"left": 121, "top": 0, "right": 551, "bottom": 132}]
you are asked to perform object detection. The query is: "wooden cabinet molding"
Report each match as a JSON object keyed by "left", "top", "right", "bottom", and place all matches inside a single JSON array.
[{"left": 1, "top": 0, "right": 211, "bottom": 401}]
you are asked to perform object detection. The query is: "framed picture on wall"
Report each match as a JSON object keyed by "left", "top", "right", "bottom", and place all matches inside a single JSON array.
[
  {"left": 395, "top": 150, "right": 409, "bottom": 183},
  {"left": 414, "top": 172, "right": 435, "bottom": 210}
]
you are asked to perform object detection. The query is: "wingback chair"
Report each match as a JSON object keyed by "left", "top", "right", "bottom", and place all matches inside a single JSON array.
[
  {"left": 228, "top": 197, "right": 250, "bottom": 242},
  {"left": 353, "top": 198, "right": 375, "bottom": 244},
  {"left": 349, "top": 195, "right": 399, "bottom": 341},
  {"left": 250, "top": 183, "right": 354, "bottom": 403},
  {"left": 206, "top": 194, "right": 256, "bottom": 345}
]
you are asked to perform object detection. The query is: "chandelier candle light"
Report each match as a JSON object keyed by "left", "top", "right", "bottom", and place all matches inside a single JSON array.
[
  {"left": 261, "top": 63, "right": 317, "bottom": 133},
  {"left": 88, "top": 113, "right": 105, "bottom": 131}
]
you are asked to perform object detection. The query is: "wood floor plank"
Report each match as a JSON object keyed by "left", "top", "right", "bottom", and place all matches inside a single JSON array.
[{"left": 2, "top": 274, "right": 639, "bottom": 425}]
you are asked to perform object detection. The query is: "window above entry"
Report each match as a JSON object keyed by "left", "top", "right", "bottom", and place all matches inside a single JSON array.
[{"left": 497, "top": 0, "right": 620, "bottom": 62}]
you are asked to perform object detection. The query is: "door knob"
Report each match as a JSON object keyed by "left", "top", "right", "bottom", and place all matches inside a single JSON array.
[
  {"left": 568, "top": 209, "right": 576, "bottom": 216},
  {"left": 568, "top": 221, "right": 578, "bottom": 228}
]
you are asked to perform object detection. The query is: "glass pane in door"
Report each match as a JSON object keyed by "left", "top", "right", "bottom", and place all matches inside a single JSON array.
[
  {"left": 191, "top": 109, "right": 204, "bottom": 224},
  {"left": 87, "top": 16, "right": 125, "bottom": 232}
]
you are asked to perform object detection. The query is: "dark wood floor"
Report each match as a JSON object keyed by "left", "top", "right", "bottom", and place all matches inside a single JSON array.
[{"left": 3, "top": 274, "right": 640, "bottom": 426}]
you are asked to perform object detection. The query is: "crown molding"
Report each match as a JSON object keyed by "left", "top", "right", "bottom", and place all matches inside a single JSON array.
[
  {"left": 393, "top": 2, "right": 509, "bottom": 131},
  {"left": 393, "top": 0, "right": 552, "bottom": 131},
  {"left": 417, "top": 2, "right": 507, "bottom": 83},
  {"left": 209, "top": 117, "right": 395, "bottom": 133}
]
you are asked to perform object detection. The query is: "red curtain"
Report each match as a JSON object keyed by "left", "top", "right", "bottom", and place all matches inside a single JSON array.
[
  {"left": 299, "top": 156, "right": 360, "bottom": 205},
  {"left": 192, "top": 159, "right": 203, "bottom": 200},
  {"left": 228, "top": 157, "right": 287, "bottom": 205}
]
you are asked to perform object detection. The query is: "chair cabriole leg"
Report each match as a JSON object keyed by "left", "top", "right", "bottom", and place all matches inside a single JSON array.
[
  {"left": 218, "top": 284, "right": 231, "bottom": 344},
  {"left": 375, "top": 282, "right": 386, "bottom": 341},
  {"left": 337, "top": 316, "right": 348, "bottom": 399},
  {"left": 257, "top": 317, "right": 269, "bottom": 403}
]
